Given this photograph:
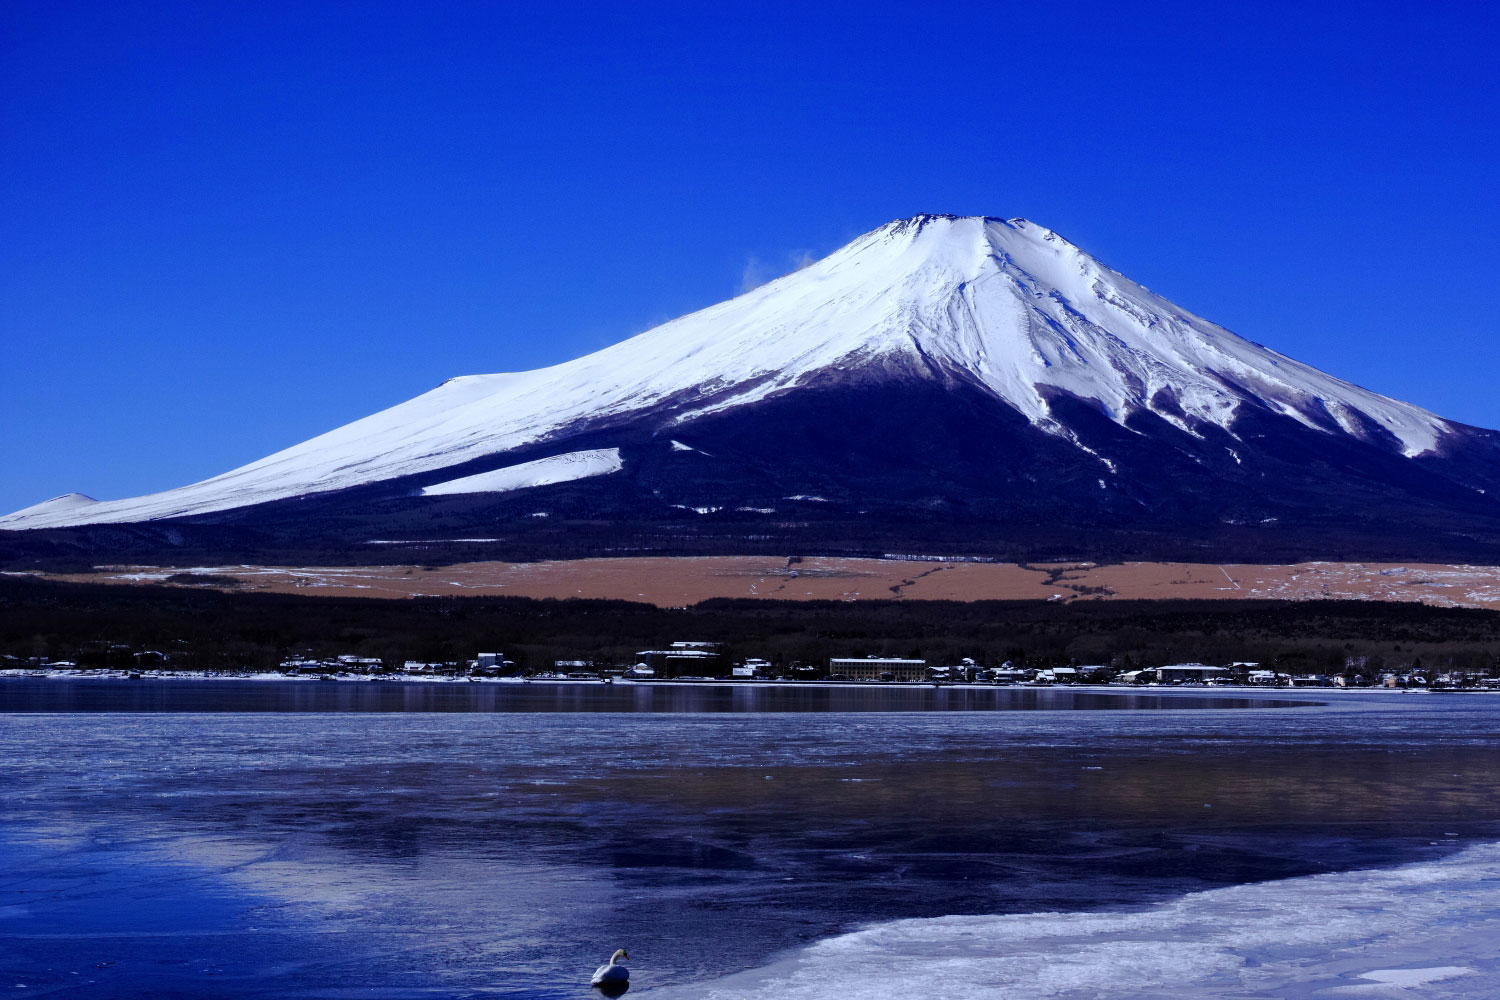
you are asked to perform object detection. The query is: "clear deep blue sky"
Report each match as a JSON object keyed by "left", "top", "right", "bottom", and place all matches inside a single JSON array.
[{"left": 3, "top": 1, "right": 1498, "bottom": 513}]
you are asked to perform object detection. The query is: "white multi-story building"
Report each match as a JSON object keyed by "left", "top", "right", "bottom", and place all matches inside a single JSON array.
[{"left": 828, "top": 656, "right": 927, "bottom": 682}]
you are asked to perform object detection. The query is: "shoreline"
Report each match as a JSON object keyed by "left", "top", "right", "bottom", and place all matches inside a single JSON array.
[
  {"left": 0, "top": 667, "right": 1455, "bottom": 695},
  {"left": 0, "top": 668, "right": 1476, "bottom": 707}
]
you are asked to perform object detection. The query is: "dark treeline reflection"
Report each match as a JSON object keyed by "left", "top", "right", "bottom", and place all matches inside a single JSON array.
[{"left": 0, "top": 677, "right": 1307, "bottom": 713}]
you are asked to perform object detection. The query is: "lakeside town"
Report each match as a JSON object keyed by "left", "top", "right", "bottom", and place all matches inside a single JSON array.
[{"left": 4, "top": 639, "right": 1498, "bottom": 690}]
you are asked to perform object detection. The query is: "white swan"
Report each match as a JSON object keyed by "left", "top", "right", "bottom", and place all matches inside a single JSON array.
[{"left": 592, "top": 948, "right": 629, "bottom": 986}]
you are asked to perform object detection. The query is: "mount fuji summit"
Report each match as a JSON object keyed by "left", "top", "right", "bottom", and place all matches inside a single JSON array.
[{"left": 7, "top": 214, "right": 1500, "bottom": 567}]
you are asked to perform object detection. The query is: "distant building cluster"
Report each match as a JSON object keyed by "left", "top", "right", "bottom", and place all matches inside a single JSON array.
[{"left": 4, "top": 644, "right": 1499, "bottom": 691}]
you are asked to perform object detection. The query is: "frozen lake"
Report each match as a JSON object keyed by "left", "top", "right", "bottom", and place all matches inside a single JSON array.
[{"left": 1, "top": 682, "right": 1497, "bottom": 998}]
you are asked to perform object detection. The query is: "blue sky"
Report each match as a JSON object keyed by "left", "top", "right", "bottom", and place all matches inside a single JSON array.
[{"left": 3, "top": 1, "right": 1498, "bottom": 514}]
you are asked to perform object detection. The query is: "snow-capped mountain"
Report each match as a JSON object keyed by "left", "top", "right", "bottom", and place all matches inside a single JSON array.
[{"left": 5, "top": 214, "right": 1500, "bottom": 565}]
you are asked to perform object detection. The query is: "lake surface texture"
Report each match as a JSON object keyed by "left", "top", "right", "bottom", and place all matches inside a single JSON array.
[{"left": 1, "top": 680, "right": 1497, "bottom": 998}]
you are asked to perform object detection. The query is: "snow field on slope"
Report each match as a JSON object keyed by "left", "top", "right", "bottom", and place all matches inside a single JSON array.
[{"left": 420, "top": 448, "right": 623, "bottom": 496}]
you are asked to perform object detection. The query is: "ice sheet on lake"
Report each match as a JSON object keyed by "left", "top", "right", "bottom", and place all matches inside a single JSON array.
[{"left": 675, "top": 841, "right": 1500, "bottom": 1000}]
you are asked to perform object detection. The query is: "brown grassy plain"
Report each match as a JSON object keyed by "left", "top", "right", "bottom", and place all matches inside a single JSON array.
[{"left": 23, "top": 557, "right": 1500, "bottom": 609}]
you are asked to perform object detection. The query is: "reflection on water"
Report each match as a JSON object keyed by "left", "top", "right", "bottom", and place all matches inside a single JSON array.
[
  {"left": 0, "top": 689, "right": 1495, "bottom": 999},
  {"left": 0, "top": 677, "right": 1307, "bottom": 713}
]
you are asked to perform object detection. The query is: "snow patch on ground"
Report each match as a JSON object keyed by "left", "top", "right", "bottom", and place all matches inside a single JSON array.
[{"left": 365, "top": 538, "right": 504, "bottom": 544}]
